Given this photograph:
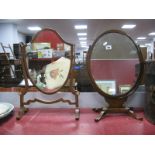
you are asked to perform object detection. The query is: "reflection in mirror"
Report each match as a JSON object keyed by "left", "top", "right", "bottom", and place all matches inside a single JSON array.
[
  {"left": 25, "top": 29, "right": 71, "bottom": 93},
  {"left": 90, "top": 32, "right": 139, "bottom": 96}
]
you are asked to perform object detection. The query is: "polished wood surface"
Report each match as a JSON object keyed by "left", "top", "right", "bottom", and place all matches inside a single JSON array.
[
  {"left": 0, "top": 87, "right": 37, "bottom": 92},
  {"left": 1, "top": 109, "right": 154, "bottom": 135}
]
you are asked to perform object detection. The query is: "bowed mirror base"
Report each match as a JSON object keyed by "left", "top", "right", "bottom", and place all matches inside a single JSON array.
[{"left": 92, "top": 97, "right": 143, "bottom": 122}]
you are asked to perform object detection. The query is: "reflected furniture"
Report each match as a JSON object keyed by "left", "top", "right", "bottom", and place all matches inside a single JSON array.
[
  {"left": 0, "top": 102, "right": 14, "bottom": 119},
  {"left": 0, "top": 43, "right": 22, "bottom": 86},
  {"left": 143, "top": 61, "right": 155, "bottom": 124},
  {"left": 87, "top": 30, "right": 144, "bottom": 122},
  {"left": 16, "top": 28, "right": 80, "bottom": 120}
]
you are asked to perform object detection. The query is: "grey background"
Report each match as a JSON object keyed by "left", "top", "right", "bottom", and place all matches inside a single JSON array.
[{"left": 0, "top": 85, "right": 145, "bottom": 108}]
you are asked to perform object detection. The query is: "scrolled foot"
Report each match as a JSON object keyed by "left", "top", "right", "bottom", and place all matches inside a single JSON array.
[
  {"left": 24, "top": 107, "right": 29, "bottom": 113},
  {"left": 16, "top": 110, "right": 23, "bottom": 120},
  {"left": 16, "top": 106, "right": 29, "bottom": 120},
  {"left": 75, "top": 108, "right": 80, "bottom": 120},
  {"left": 128, "top": 109, "right": 143, "bottom": 121},
  {"left": 95, "top": 110, "right": 106, "bottom": 122}
]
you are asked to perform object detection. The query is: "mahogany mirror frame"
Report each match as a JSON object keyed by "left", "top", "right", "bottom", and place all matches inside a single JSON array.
[
  {"left": 25, "top": 28, "right": 73, "bottom": 94},
  {"left": 16, "top": 28, "right": 80, "bottom": 120},
  {"left": 87, "top": 29, "right": 144, "bottom": 122}
]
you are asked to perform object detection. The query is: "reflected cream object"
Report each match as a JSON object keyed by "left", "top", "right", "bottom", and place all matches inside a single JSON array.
[
  {"left": 0, "top": 104, "right": 9, "bottom": 115},
  {"left": 45, "top": 57, "right": 70, "bottom": 90}
]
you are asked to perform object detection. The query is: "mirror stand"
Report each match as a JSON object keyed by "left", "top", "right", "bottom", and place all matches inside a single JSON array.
[
  {"left": 16, "top": 86, "right": 80, "bottom": 120},
  {"left": 87, "top": 30, "right": 144, "bottom": 123},
  {"left": 16, "top": 44, "right": 80, "bottom": 120},
  {"left": 93, "top": 97, "right": 143, "bottom": 122}
]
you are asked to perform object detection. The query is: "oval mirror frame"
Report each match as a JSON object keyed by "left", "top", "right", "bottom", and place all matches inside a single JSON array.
[
  {"left": 87, "top": 29, "right": 144, "bottom": 99},
  {"left": 23, "top": 28, "right": 74, "bottom": 94}
]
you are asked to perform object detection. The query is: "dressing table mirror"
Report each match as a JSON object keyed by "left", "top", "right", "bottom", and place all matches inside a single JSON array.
[
  {"left": 87, "top": 30, "right": 144, "bottom": 122},
  {"left": 17, "top": 28, "right": 80, "bottom": 120}
]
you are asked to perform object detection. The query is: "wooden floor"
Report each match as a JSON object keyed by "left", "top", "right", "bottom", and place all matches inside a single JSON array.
[
  {"left": 0, "top": 108, "right": 155, "bottom": 135},
  {"left": 0, "top": 87, "right": 155, "bottom": 135}
]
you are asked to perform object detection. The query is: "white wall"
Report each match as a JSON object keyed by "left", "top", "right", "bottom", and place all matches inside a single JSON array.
[
  {"left": 17, "top": 32, "right": 25, "bottom": 43},
  {"left": 0, "top": 86, "right": 146, "bottom": 108},
  {"left": 0, "top": 23, "right": 25, "bottom": 53}
]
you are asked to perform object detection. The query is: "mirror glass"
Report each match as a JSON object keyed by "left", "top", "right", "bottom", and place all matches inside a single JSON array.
[
  {"left": 25, "top": 29, "right": 71, "bottom": 93},
  {"left": 90, "top": 31, "right": 140, "bottom": 96}
]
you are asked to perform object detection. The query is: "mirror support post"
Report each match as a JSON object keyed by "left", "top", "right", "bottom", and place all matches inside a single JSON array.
[
  {"left": 74, "top": 90, "right": 80, "bottom": 120},
  {"left": 16, "top": 44, "right": 29, "bottom": 120}
]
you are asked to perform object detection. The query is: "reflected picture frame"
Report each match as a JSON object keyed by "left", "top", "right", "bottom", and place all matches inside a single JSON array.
[
  {"left": 119, "top": 84, "right": 132, "bottom": 94},
  {"left": 95, "top": 80, "right": 116, "bottom": 95}
]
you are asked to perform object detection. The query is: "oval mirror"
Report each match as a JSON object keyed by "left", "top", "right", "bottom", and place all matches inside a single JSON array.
[
  {"left": 88, "top": 30, "right": 143, "bottom": 98},
  {"left": 24, "top": 28, "right": 73, "bottom": 94},
  {"left": 88, "top": 30, "right": 144, "bottom": 121}
]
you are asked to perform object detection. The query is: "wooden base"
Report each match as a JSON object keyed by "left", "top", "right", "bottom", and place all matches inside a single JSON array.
[
  {"left": 75, "top": 108, "right": 80, "bottom": 120},
  {"left": 93, "top": 107, "right": 143, "bottom": 122},
  {"left": 16, "top": 106, "right": 29, "bottom": 120},
  {"left": 16, "top": 87, "right": 80, "bottom": 120},
  {"left": 16, "top": 107, "right": 80, "bottom": 120}
]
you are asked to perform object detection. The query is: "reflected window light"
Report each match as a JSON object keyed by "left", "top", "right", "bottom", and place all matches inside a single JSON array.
[
  {"left": 79, "top": 37, "right": 87, "bottom": 41},
  {"left": 80, "top": 41, "right": 87, "bottom": 44},
  {"left": 28, "top": 26, "right": 42, "bottom": 31},
  {"left": 105, "top": 45, "right": 112, "bottom": 50},
  {"left": 77, "top": 33, "right": 87, "bottom": 36},
  {"left": 74, "top": 25, "right": 87, "bottom": 29},
  {"left": 145, "top": 43, "right": 151, "bottom": 46},
  {"left": 103, "top": 42, "right": 108, "bottom": 46},
  {"left": 137, "top": 37, "right": 146, "bottom": 40},
  {"left": 121, "top": 24, "right": 136, "bottom": 29},
  {"left": 140, "top": 45, "right": 146, "bottom": 47},
  {"left": 148, "top": 32, "right": 155, "bottom": 36}
]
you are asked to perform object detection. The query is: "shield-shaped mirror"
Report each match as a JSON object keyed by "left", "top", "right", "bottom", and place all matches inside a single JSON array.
[{"left": 24, "top": 28, "right": 73, "bottom": 94}]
